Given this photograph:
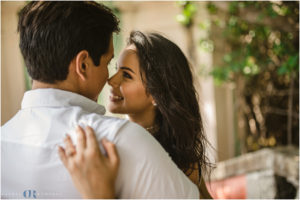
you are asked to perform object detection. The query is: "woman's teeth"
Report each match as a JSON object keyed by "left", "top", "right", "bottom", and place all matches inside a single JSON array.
[{"left": 111, "top": 95, "right": 124, "bottom": 100}]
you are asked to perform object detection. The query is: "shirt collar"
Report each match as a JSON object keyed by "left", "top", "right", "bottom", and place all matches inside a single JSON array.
[{"left": 21, "top": 88, "right": 106, "bottom": 115}]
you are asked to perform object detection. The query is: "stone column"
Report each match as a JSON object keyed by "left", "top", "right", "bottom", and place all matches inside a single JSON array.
[{"left": 1, "top": 1, "right": 26, "bottom": 125}]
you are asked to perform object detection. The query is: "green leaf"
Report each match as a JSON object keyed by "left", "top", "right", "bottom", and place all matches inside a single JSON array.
[
  {"left": 210, "top": 67, "right": 230, "bottom": 85},
  {"left": 206, "top": 2, "right": 217, "bottom": 14},
  {"left": 186, "top": 3, "right": 196, "bottom": 16},
  {"left": 199, "top": 21, "right": 210, "bottom": 30},
  {"left": 287, "top": 55, "right": 299, "bottom": 69},
  {"left": 277, "top": 55, "right": 299, "bottom": 75},
  {"left": 257, "top": 13, "right": 265, "bottom": 22},
  {"left": 277, "top": 65, "right": 288, "bottom": 75},
  {"left": 229, "top": 16, "right": 238, "bottom": 26},
  {"left": 223, "top": 54, "right": 232, "bottom": 63},
  {"left": 267, "top": 4, "right": 278, "bottom": 18},
  {"left": 199, "top": 39, "right": 214, "bottom": 52},
  {"left": 176, "top": 14, "right": 189, "bottom": 25},
  {"left": 238, "top": 2, "right": 246, "bottom": 8},
  {"left": 229, "top": 2, "right": 239, "bottom": 14}
]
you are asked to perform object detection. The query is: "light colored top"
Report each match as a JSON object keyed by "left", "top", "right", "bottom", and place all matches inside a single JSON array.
[{"left": 1, "top": 88, "right": 199, "bottom": 199}]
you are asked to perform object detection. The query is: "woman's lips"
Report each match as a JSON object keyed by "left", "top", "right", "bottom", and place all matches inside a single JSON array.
[{"left": 109, "top": 94, "right": 124, "bottom": 102}]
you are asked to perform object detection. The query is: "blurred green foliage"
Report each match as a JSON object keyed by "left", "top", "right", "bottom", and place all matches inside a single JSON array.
[
  {"left": 207, "top": 2, "right": 299, "bottom": 152},
  {"left": 177, "top": 1, "right": 299, "bottom": 153},
  {"left": 176, "top": 1, "right": 197, "bottom": 27},
  {"left": 206, "top": 1, "right": 299, "bottom": 85}
]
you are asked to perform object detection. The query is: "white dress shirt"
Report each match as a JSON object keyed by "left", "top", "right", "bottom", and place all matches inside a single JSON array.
[{"left": 1, "top": 88, "right": 199, "bottom": 199}]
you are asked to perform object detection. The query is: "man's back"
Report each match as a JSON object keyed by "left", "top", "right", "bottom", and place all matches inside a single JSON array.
[{"left": 1, "top": 89, "right": 199, "bottom": 198}]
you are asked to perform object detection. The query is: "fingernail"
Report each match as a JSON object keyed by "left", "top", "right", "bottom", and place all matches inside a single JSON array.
[
  {"left": 56, "top": 145, "right": 62, "bottom": 151},
  {"left": 64, "top": 133, "right": 70, "bottom": 139},
  {"left": 85, "top": 125, "right": 91, "bottom": 132}
]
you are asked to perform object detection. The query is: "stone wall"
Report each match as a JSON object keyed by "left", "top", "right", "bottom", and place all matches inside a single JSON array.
[{"left": 208, "top": 146, "right": 299, "bottom": 199}]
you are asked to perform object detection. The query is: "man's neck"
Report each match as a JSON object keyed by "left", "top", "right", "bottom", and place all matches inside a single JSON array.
[
  {"left": 31, "top": 80, "right": 99, "bottom": 102},
  {"left": 32, "top": 80, "right": 77, "bottom": 93}
]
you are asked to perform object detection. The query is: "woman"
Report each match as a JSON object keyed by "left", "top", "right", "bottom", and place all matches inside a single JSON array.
[{"left": 59, "top": 31, "right": 213, "bottom": 198}]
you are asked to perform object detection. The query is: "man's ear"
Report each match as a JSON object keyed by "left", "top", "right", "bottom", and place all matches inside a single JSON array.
[{"left": 75, "top": 50, "right": 89, "bottom": 81}]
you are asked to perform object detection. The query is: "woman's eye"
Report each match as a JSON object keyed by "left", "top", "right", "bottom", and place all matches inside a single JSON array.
[{"left": 123, "top": 71, "right": 132, "bottom": 79}]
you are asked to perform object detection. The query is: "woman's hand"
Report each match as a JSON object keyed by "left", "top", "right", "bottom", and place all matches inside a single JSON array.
[{"left": 58, "top": 126, "right": 119, "bottom": 199}]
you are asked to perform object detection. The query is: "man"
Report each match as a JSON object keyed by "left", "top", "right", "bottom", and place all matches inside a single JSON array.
[{"left": 1, "top": 1, "right": 199, "bottom": 199}]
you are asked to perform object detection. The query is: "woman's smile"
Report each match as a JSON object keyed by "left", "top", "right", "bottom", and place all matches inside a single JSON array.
[{"left": 109, "top": 92, "right": 124, "bottom": 102}]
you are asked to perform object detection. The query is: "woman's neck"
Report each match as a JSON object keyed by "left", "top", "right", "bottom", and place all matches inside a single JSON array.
[{"left": 128, "top": 108, "right": 156, "bottom": 131}]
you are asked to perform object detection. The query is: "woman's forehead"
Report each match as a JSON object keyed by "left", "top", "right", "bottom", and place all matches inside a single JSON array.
[
  {"left": 118, "top": 48, "right": 140, "bottom": 72},
  {"left": 125, "top": 44, "right": 137, "bottom": 51},
  {"left": 119, "top": 46, "right": 138, "bottom": 62}
]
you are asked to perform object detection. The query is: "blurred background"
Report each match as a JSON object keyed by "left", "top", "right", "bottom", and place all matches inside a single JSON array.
[{"left": 1, "top": 1, "right": 299, "bottom": 199}]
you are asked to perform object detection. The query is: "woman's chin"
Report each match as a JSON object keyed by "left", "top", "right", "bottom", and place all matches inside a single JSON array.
[
  {"left": 108, "top": 102, "right": 132, "bottom": 115},
  {"left": 108, "top": 104, "right": 121, "bottom": 114},
  {"left": 108, "top": 105, "right": 116, "bottom": 113}
]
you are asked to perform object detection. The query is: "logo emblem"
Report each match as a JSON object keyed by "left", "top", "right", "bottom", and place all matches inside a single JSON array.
[{"left": 23, "top": 190, "right": 37, "bottom": 199}]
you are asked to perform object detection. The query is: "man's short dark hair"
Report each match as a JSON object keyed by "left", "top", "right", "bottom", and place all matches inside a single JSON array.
[{"left": 18, "top": 1, "right": 120, "bottom": 83}]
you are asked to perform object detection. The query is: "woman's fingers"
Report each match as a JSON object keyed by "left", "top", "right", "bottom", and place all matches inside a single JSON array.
[
  {"left": 58, "top": 145, "right": 68, "bottom": 166},
  {"left": 86, "top": 126, "right": 100, "bottom": 151},
  {"left": 64, "top": 134, "right": 76, "bottom": 156},
  {"left": 76, "top": 125, "right": 86, "bottom": 152},
  {"left": 58, "top": 126, "right": 119, "bottom": 199},
  {"left": 102, "top": 138, "right": 119, "bottom": 168}
]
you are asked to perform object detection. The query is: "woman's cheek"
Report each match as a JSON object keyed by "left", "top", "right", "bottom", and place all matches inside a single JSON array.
[{"left": 123, "top": 84, "right": 147, "bottom": 104}]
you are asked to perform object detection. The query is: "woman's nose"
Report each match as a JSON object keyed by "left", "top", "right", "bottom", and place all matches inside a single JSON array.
[{"left": 108, "top": 72, "right": 121, "bottom": 88}]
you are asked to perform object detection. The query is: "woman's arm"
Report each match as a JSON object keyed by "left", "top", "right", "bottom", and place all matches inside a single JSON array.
[
  {"left": 187, "top": 167, "right": 213, "bottom": 199},
  {"left": 58, "top": 126, "right": 119, "bottom": 199}
]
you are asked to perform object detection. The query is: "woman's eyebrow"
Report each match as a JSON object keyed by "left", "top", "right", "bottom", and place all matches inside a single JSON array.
[{"left": 120, "top": 66, "right": 135, "bottom": 74}]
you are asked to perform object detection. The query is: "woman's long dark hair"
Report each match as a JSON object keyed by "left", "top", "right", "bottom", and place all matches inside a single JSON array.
[{"left": 128, "top": 31, "right": 212, "bottom": 180}]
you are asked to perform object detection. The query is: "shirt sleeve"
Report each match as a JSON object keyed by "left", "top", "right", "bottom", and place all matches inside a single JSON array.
[{"left": 113, "top": 121, "right": 199, "bottom": 199}]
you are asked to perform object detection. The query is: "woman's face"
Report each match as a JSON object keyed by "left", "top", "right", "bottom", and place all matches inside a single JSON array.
[{"left": 108, "top": 45, "right": 154, "bottom": 115}]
